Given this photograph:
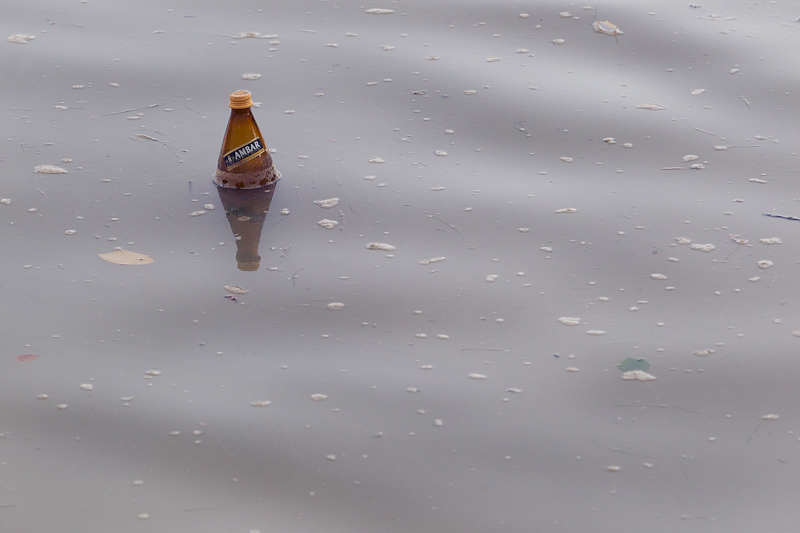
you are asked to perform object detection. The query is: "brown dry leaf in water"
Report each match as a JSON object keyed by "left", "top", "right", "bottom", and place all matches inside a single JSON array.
[{"left": 98, "top": 250, "right": 154, "bottom": 265}]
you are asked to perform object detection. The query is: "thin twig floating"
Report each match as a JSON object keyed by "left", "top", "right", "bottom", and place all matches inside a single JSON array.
[
  {"left": 763, "top": 213, "right": 800, "bottom": 222},
  {"left": 102, "top": 103, "right": 161, "bottom": 116}
]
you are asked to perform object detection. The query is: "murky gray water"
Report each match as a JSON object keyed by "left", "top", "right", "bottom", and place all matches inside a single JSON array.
[{"left": 3, "top": 0, "right": 800, "bottom": 531}]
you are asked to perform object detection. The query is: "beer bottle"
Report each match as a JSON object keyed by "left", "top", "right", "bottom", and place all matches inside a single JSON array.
[{"left": 214, "top": 90, "right": 279, "bottom": 189}]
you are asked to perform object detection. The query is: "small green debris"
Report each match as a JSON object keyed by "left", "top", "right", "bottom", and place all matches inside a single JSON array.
[{"left": 618, "top": 358, "right": 650, "bottom": 372}]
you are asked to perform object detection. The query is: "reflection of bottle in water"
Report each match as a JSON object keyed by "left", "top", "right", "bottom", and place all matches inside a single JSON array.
[
  {"left": 216, "top": 183, "right": 277, "bottom": 271},
  {"left": 214, "top": 90, "right": 279, "bottom": 189}
]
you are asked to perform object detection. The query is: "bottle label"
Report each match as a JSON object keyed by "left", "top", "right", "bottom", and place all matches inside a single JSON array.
[{"left": 223, "top": 138, "right": 267, "bottom": 170}]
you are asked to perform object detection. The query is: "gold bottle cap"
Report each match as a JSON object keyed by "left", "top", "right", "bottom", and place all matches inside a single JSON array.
[{"left": 229, "top": 90, "right": 254, "bottom": 109}]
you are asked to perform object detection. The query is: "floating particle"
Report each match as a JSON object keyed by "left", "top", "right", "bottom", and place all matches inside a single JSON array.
[
  {"left": 16, "top": 353, "right": 39, "bottom": 362},
  {"left": 691, "top": 89, "right": 706, "bottom": 95},
  {"left": 241, "top": 73, "right": 262, "bottom": 80},
  {"left": 313, "top": 197, "right": 339, "bottom": 208},
  {"left": 37, "top": 394, "right": 48, "bottom": 400},
  {"left": 622, "top": 370, "right": 656, "bottom": 381},
  {"left": 8, "top": 33, "right": 36, "bottom": 44},
  {"left": 325, "top": 43, "right": 338, "bottom": 47},
  {"left": 694, "top": 348, "right": 714, "bottom": 356},
  {"left": 558, "top": 317, "right": 581, "bottom": 326},
  {"left": 486, "top": 56, "right": 502, "bottom": 61},
  {"left": 793, "top": 331, "right": 800, "bottom": 337},
  {"left": 80, "top": 383, "right": 93, "bottom": 391},
  {"left": 682, "top": 155, "right": 698, "bottom": 162},
  {"left": 144, "top": 369, "right": 162, "bottom": 376},
  {"left": 598, "top": 297, "right": 609, "bottom": 302},
  {"left": 109, "top": 83, "right": 120, "bottom": 87},
  {"left": 34, "top": 165, "right": 68, "bottom": 174},
  {"left": 691, "top": 163, "right": 705, "bottom": 169},
  {"left": 540, "top": 246, "right": 553, "bottom": 252},
  {"left": 251, "top": 400, "right": 271, "bottom": 407},
  {"left": 98, "top": 250, "right": 154, "bottom": 265},
  {"left": 366, "top": 81, "right": 378, "bottom": 85},
  {"left": 651, "top": 273, "right": 667, "bottom": 280},
  {"left": 565, "top": 367, "right": 580, "bottom": 372},
  {"left": 445, "top": 129, "right": 455, "bottom": 134},
  {"left": 419, "top": 257, "right": 445, "bottom": 265},
  {"left": 637, "top": 103, "right": 666, "bottom": 110},
  {"left": 586, "top": 330, "right": 605, "bottom": 336},
  {"left": 232, "top": 32, "right": 262, "bottom": 39},
  {"left": 406, "top": 387, "right": 419, "bottom": 393},
  {"left": 369, "top": 157, "right": 384, "bottom": 163},
  {"left": 224, "top": 285, "right": 248, "bottom": 294},
  {"left": 519, "top": 13, "right": 530, "bottom": 18},
  {"left": 486, "top": 274, "right": 498, "bottom": 282},
  {"left": 749, "top": 277, "right": 760, "bottom": 282},
  {"left": 437, "top": 334, "right": 449, "bottom": 340},
  {"left": 730, "top": 68, "right": 739, "bottom": 74},
  {"left": 757, "top": 260, "right": 773, "bottom": 269},
  {"left": 606, "top": 465, "right": 621, "bottom": 472},
  {"left": 121, "top": 397, "right": 134, "bottom": 402},
  {"left": 593, "top": 20, "right": 623, "bottom": 36},
  {"left": 366, "top": 242, "right": 395, "bottom": 251},
  {"left": 433, "top": 150, "right": 447, "bottom": 157},
  {"left": 434, "top": 419, "right": 444, "bottom": 427},
  {"left": 623, "top": 143, "right": 633, "bottom": 148},
  {"left": 760, "top": 237, "right": 781, "bottom": 244},
  {"left": 602, "top": 137, "right": 615, "bottom": 144},
  {"left": 690, "top": 244, "right": 715, "bottom": 252},
  {"left": 675, "top": 237, "right": 691, "bottom": 245},
  {"left": 560, "top": 157, "right": 573, "bottom": 163},
  {"left": 732, "top": 199, "right": 745, "bottom": 203},
  {"left": 310, "top": 394, "right": 328, "bottom": 401},
  {"left": 714, "top": 145, "right": 728, "bottom": 151},
  {"left": 72, "top": 85, "right": 83, "bottom": 89},
  {"left": 132, "top": 480, "right": 144, "bottom": 486},
  {"left": 280, "top": 208, "right": 290, "bottom": 215},
  {"left": 416, "top": 333, "right": 427, "bottom": 338},
  {"left": 1, "top": 199, "right": 10, "bottom": 205},
  {"left": 204, "top": 204, "right": 215, "bottom": 210},
  {"left": 380, "top": 45, "right": 394, "bottom": 50},
  {"left": 326, "top": 454, "right": 337, "bottom": 461},
  {"left": 421, "top": 364, "right": 433, "bottom": 370},
  {"left": 749, "top": 178, "right": 767, "bottom": 183},
  {"left": 461, "top": 90, "right": 478, "bottom": 96},
  {"left": 327, "top": 302, "right": 345, "bottom": 310},
  {"left": 555, "top": 208, "right": 577, "bottom": 213},
  {"left": 426, "top": 55, "right": 439, "bottom": 60},
  {"left": 318, "top": 219, "right": 338, "bottom": 229},
  {"left": 517, "top": 48, "right": 529, "bottom": 53},
  {"left": 366, "top": 8, "right": 394, "bottom": 14},
  {"left": 518, "top": 228, "right": 529, "bottom": 233},
  {"left": 430, "top": 186, "right": 445, "bottom": 191},
  {"left": 65, "top": 230, "right": 76, "bottom": 235},
  {"left": 559, "top": 11, "right": 572, "bottom": 17},
  {"left": 551, "top": 39, "right": 565, "bottom": 44},
  {"left": 138, "top": 514, "right": 150, "bottom": 520},
  {"left": 469, "top": 373, "right": 487, "bottom": 380},
  {"left": 190, "top": 210, "right": 206, "bottom": 217},
  {"left": 761, "top": 414, "right": 779, "bottom": 420},
  {"left": 57, "top": 404, "right": 67, "bottom": 409},
  {"left": 55, "top": 105, "right": 69, "bottom": 111},
  {"left": 169, "top": 431, "right": 180, "bottom": 436}
]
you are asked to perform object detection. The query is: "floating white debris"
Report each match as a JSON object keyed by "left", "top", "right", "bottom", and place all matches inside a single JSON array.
[
  {"left": 204, "top": 204, "right": 215, "bottom": 210},
  {"left": 694, "top": 348, "right": 714, "bottom": 356},
  {"left": 565, "top": 367, "right": 580, "bottom": 372},
  {"left": 426, "top": 55, "right": 438, "bottom": 60},
  {"left": 622, "top": 370, "right": 656, "bottom": 381},
  {"left": 433, "top": 150, "right": 447, "bottom": 156},
  {"left": 65, "top": 229, "right": 76, "bottom": 235},
  {"left": 551, "top": 39, "right": 565, "bottom": 45},
  {"left": 34, "top": 165, "right": 68, "bottom": 174},
  {"left": 419, "top": 257, "right": 445, "bottom": 265},
  {"left": 555, "top": 208, "right": 577, "bottom": 213},
  {"left": 251, "top": 400, "right": 271, "bottom": 407},
  {"left": 637, "top": 103, "right": 666, "bottom": 110},
  {"left": 682, "top": 155, "right": 698, "bottom": 162},
  {"left": 8, "top": 34, "right": 36, "bottom": 44},
  {"left": 519, "top": 13, "right": 530, "bottom": 18},
  {"left": 757, "top": 260, "right": 773, "bottom": 269},
  {"left": 560, "top": 157, "right": 573, "bottom": 163},
  {"left": 691, "top": 89, "right": 705, "bottom": 95},
  {"left": 602, "top": 137, "right": 615, "bottom": 144},
  {"left": 760, "top": 237, "right": 781, "bottom": 244},
  {"left": 144, "top": 369, "right": 162, "bottom": 376},
  {"left": 366, "top": 242, "right": 395, "bottom": 251},
  {"left": 749, "top": 276, "right": 760, "bottom": 282},
  {"left": 313, "top": 197, "right": 339, "bottom": 208},
  {"left": 430, "top": 186, "right": 445, "bottom": 191},
  {"left": 690, "top": 244, "right": 715, "bottom": 252},
  {"left": 98, "top": 250, "right": 154, "bottom": 265},
  {"left": 761, "top": 414, "right": 779, "bottom": 420},
  {"left": 241, "top": 73, "right": 262, "bottom": 80},
  {"left": 232, "top": 32, "right": 263, "bottom": 39},
  {"left": 380, "top": 45, "right": 395, "bottom": 50},
  {"left": 650, "top": 273, "right": 667, "bottom": 280},
  {"left": 464, "top": 90, "right": 477, "bottom": 95},
  {"left": 1, "top": 199, "right": 10, "bottom": 205},
  {"left": 138, "top": 514, "right": 150, "bottom": 520},
  {"left": 437, "top": 334, "right": 449, "bottom": 340},
  {"left": 558, "top": 317, "right": 581, "bottom": 326},
  {"left": 224, "top": 285, "right": 248, "bottom": 294},
  {"left": 518, "top": 227, "right": 530, "bottom": 233},
  {"left": 486, "top": 274, "right": 498, "bottom": 282},
  {"left": 318, "top": 219, "right": 338, "bottom": 229},
  {"left": 326, "top": 454, "right": 337, "bottom": 461},
  {"left": 416, "top": 333, "right": 427, "bottom": 338},
  {"left": 749, "top": 178, "right": 767, "bottom": 184},
  {"left": 714, "top": 145, "right": 728, "bottom": 151},
  {"left": 366, "top": 8, "right": 394, "bottom": 14},
  {"left": 169, "top": 431, "right": 180, "bottom": 436},
  {"left": 592, "top": 20, "right": 623, "bottom": 36},
  {"left": 516, "top": 48, "right": 529, "bottom": 53},
  {"left": 190, "top": 210, "right": 206, "bottom": 217},
  {"left": 606, "top": 465, "right": 621, "bottom": 472},
  {"left": 327, "top": 302, "right": 345, "bottom": 310},
  {"left": 675, "top": 237, "right": 691, "bottom": 245},
  {"left": 469, "top": 373, "right": 487, "bottom": 380},
  {"left": 369, "top": 157, "right": 384, "bottom": 163},
  {"left": 421, "top": 364, "right": 433, "bottom": 369},
  {"left": 586, "top": 330, "right": 605, "bottom": 336},
  {"left": 57, "top": 404, "right": 68, "bottom": 410},
  {"left": 80, "top": 383, "right": 93, "bottom": 391},
  {"left": 434, "top": 419, "right": 444, "bottom": 426},
  {"left": 310, "top": 394, "right": 328, "bottom": 401},
  {"left": 730, "top": 68, "right": 739, "bottom": 74},
  {"left": 280, "top": 208, "right": 290, "bottom": 215},
  {"left": 486, "top": 56, "right": 502, "bottom": 61},
  {"left": 325, "top": 43, "right": 338, "bottom": 47},
  {"left": 623, "top": 143, "right": 633, "bottom": 148},
  {"left": 506, "top": 388, "right": 523, "bottom": 393},
  {"left": 37, "top": 394, "right": 48, "bottom": 400},
  {"left": 540, "top": 247, "right": 553, "bottom": 252},
  {"left": 559, "top": 11, "right": 572, "bottom": 18}
]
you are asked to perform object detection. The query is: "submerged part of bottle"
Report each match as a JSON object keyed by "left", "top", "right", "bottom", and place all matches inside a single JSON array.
[
  {"left": 216, "top": 182, "right": 277, "bottom": 271},
  {"left": 214, "top": 90, "right": 279, "bottom": 189}
]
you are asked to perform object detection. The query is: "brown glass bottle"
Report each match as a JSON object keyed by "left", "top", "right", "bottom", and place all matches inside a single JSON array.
[{"left": 214, "top": 90, "right": 279, "bottom": 189}]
